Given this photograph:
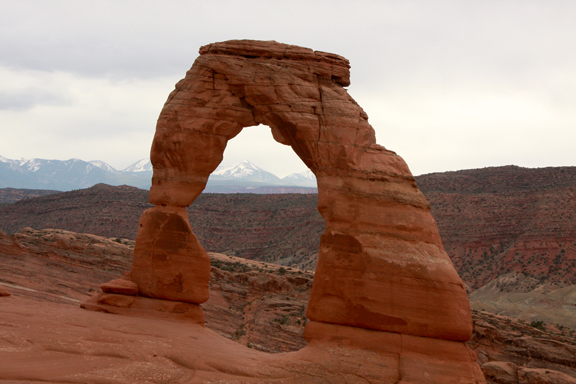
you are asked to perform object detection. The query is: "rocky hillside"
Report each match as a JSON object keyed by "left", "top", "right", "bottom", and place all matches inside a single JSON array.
[
  {"left": 1, "top": 165, "right": 575, "bottom": 288},
  {"left": 0, "top": 184, "right": 324, "bottom": 269},
  {"left": 418, "top": 165, "right": 576, "bottom": 289},
  {"left": 186, "top": 193, "right": 324, "bottom": 269},
  {"left": 0, "top": 184, "right": 152, "bottom": 239},
  {"left": 1, "top": 228, "right": 576, "bottom": 383},
  {"left": 0, "top": 187, "right": 60, "bottom": 204},
  {"left": 469, "top": 271, "right": 576, "bottom": 329}
]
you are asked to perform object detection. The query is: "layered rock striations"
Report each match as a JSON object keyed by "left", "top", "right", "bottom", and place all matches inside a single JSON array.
[
  {"left": 92, "top": 40, "right": 484, "bottom": 382},
  {"left": 418, "top": 165, "right": 576, "bottom": 290},
  {"left": 3, "top": 229, "right": 576, "bottom": 382}
]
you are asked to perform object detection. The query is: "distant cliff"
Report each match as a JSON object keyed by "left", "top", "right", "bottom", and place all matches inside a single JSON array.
[{"left": 418, "top": 165, "right": 576, "bottom": 289}]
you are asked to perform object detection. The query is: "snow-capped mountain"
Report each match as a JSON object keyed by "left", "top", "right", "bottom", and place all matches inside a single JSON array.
[
  {"left": 0, "top": 156, "right": 317, "bottom": 192},
  {"left": 123, "top": 159, "right": 152, "bottom": 173},
  {"left": 0, "top": 155, "right": 153, "bottom": 191},
  {"left": 89, "top": 160, "right": 120, "bottom": 174},
  {"left": 205, "top": 160, "right": 317, "bottom": 192},
  {"left": 211, "top": 160, "right": 280, "bottom": 183},
  {"left": 0, "top": 156, "right": 115, "bottom": 190},
  {"left": 280, "top": 169, "right": 317, "bottom": 187}
]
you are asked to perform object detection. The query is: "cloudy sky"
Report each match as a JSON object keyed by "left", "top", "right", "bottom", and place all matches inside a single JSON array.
[{"left": 1, "top": 1, "right": 575, "bottom": 177}]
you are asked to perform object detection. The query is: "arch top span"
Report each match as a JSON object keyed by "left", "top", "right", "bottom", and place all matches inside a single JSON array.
[
  {"left": 149, "top": 39, "right": 385, "bottom": 208},
  {"left": 199, "top": 39, "right": 352, "bottom": 87},
  {"left": 137, "top": 40, "right": 475, "bottom": 345}
]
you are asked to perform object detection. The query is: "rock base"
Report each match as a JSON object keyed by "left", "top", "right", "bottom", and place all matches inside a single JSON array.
[
  {"left": 304, "top": 321, "right": 486, "bottom": 383},
  {"left": 81, "top": 292, "right": 205, "bottom": 325}
]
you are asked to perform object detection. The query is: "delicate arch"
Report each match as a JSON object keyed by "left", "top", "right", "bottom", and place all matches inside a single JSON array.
[{"left": 133, "top": 40, "right": 473, "bottom": 342}]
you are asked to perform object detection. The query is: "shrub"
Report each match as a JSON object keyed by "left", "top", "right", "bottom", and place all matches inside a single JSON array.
[{"left": 531, "top": 320, "right": 545, "bottom": 331}]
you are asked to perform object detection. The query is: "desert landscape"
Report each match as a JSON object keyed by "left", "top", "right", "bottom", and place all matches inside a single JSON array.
[
  {"left": 1, "top": 227, "right": 576, "bottom": 383},
  {"left": 1, "top": 39, "right": 576, "bottom": 384}
]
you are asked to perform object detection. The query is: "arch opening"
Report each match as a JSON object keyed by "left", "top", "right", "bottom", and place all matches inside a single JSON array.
[
  {"left": 190, "top": 121, "right": 323, "bottom": 266},
  {"left": 214, "top": 123, "right": 315, "bottom": 180}
]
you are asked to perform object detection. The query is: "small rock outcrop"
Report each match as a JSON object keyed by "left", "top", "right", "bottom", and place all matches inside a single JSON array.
[{"left": 95, "top": 40, "right": 484, "bottom": 382}]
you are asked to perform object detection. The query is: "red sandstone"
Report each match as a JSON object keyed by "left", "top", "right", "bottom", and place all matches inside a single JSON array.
[{"left": 87, "top": 40, "right": 483, "bottom": 383}]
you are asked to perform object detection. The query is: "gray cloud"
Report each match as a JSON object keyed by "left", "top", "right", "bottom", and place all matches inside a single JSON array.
[
  {"left": 0, "top": 86, "right": 72, "bottom": 111},
  {"left": 1, "top": 0, "right": 575, "bottom": 174}
]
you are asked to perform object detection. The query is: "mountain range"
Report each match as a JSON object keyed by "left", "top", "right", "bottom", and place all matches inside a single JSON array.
[
  {"left": 0, "top": 156, "right": 317, "bottom": 192},
  {"left": 0, "top": 155, "right": 152, "bottom": 191}
]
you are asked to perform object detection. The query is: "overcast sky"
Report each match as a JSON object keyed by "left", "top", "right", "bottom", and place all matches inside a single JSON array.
[{"left": 1, "top": 1, "right": 575, "bottom": 177}]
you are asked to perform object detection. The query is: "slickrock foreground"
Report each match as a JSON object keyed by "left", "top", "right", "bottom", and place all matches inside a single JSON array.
[
  {"left": 79, "top": 40, "right": 483, "bottom": 382},
  {"left": 0, "top": 296, "right": 477, "bottom": 384},
  {"left": 2, "top": 229, "right": 576, "bottom": 382}
]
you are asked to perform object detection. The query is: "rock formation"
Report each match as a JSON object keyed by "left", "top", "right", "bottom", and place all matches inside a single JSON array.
[
  {"left": 3, "top": 228, "right": 576, "bottom": 382},
  {"left": 89, "top": 40, "right": 484, "bottom": 382}
]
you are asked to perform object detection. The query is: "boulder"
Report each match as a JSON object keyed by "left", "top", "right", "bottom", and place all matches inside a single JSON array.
[
  {"left": 482, "top": 361, "right": 576, "bottom": 384},
  {"left": 482, "top": 361, "right": 519, "bottom": 384}
]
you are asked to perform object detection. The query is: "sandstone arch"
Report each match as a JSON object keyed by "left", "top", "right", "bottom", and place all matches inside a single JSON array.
[
  {"left": 112, "top": 40, "right": 485, "bottom": 382},
  {"left": 135, "top": 39, "right": 472, "bottom": 340}
]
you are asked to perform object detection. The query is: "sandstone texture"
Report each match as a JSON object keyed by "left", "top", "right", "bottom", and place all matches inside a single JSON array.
[
  {"left": 0, "top": 284, "right": 10, "bottom": 296},
  {"left": 3, "top": 228, "right": 576, "bottom": 382},
  {"left": 0, "top": 297, "right": 481, "bottom": 384},
  {"left": 144, "top": 39, "right": 473, "bottom": 339},
  {"left": 0, "top": 227, "right": 133, "bottom": 304},
  {"left": 100, "top": 275, "right": 139, "bottom": 296},
  {"left": 132, "top": 205, "right": 211, "bottom": 303},
  {"left": 471, "top": 310, "right": 576, "bottom": 382},
  {"left": 109, "top": 39, "right": 482, "bottom": 382}
]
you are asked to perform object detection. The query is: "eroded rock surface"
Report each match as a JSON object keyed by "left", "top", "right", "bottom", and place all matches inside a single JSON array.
[
  {"left": 0, "top": 296, "right": 484, "bottom": 384},
  {"left": 111, "top": 39, "right": 483, "bottom": 382},
  {"left": 3, "top": 228, "right": 576, "bottom": 382},
  {"left": 132, "top": 206, "right": 210, "bottom": 303},
  {"left": 140, "top": 39, "right": 472, "bottom": 339},
  {"left": 0, "top": 227, "right": 132, "bottom": 304}
]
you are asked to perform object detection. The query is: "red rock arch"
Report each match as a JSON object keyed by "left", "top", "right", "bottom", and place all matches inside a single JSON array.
[{"left": 133, "top": 40, "right": 472, "bottom": 343}]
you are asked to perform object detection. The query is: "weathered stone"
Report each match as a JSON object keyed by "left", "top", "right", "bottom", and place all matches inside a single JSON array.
[
  {"left": 81, "top": 292, "right": 205, "bottom": 324},
  {"left": 132, "top": 206, "right": 210, "bottom": 303},
  {"left": 145, "top": 39, "right": 472, "bottom": 339},
  {"left": 304, "top": 321, "right": 484, "bottom": 382},
  {"left": 128, "top": 39, "right": 482, "bottom": 382},
  {"left": 482, "top": 361, "right": 519, "bottom": 384},
  {"left": 100, "top": 278, "right": 138, "bottom": 296},
  {"left": 482, "top": 361, "right": 576, "bottom": 384}
]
